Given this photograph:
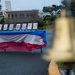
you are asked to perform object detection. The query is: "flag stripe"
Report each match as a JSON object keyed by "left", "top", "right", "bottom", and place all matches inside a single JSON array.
[{"left": 0, "top": 42, "right": 46, "bottom": 51}]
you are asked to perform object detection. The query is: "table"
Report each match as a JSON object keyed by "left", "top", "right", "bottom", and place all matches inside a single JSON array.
[{"left": 0, "top": 30, "right": 47, "bottom": 52}]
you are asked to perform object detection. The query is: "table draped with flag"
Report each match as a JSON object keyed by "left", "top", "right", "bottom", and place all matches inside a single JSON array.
[{"left": 0, "top": 30, "right": 47, "bottom": 51}]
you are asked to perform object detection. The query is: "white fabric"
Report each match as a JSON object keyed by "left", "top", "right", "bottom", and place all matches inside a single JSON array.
[{"left": 0, "top": 34, "right": 44, "bottom": 45}]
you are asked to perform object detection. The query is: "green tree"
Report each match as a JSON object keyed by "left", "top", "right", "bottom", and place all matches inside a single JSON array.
[
  {"left": 71, "top": 0, "right": 75, "bottom": 16},
  {"left": 38, "top": 18, "right": 45, "bottom": 29},
  {"left": 43, "top": 7, "right": 50, "bottom": 13},
  {"left": 0, "top": 16, "right": 5, "bottom": 24},
  {"left": 42, "top": 4, "right": 63, "bottom": 26},
  {"left": 43, "top": 5, "right": 63, "bottom": 15}
]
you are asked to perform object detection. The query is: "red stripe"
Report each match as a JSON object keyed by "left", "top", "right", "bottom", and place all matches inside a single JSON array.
[{"left": 0, "top": 42, "right": 46, "bottom": 51}]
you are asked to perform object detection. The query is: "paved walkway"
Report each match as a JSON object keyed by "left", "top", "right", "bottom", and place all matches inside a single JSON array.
[{"left": 0, "top": 51, "right": 49, "bottom": 75}]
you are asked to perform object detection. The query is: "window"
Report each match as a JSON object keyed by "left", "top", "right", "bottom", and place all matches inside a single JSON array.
[
  {"left": 27, "top": 13, "right": 29, "bottom": 17},
  {"left": 20, "top": 14, "right": 22, "bottom": 18},
  {"left": 19, "top": 13, "right": 24, "bottom": 19},
  {"left": 8, "top": 14, "right": 10, "bottom": 19},
  {"left": 11, "top": 14, "right": 14, "bottom": 19},
  {"left": 22, "top": 13, "right": 24, "bottom": 18},
  {"left": 15, "top": 14, "right": 17, "bottom": 18}
]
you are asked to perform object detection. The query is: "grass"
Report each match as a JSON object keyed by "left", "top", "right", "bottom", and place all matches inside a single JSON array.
[{"left": 57, "top": 62, "right": 75, "bottom": 74}]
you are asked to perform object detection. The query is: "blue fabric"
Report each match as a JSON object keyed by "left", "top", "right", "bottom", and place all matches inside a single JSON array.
[{"left": 0, "top": 30, "right": 47, "bottom": 46}]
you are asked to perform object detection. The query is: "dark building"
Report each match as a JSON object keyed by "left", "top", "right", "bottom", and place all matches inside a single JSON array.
[{"left": 5, "top": 10, "right": 39, "bottom": 23}]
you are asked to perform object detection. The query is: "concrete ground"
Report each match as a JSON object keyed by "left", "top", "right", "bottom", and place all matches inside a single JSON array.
[{"left": 0, "top": 51, "right": 49, "bottom": 75}]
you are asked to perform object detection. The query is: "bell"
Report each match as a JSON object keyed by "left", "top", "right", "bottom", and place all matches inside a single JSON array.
[{"left": 43, "top": 9, "right": 75, "bottom": 62}]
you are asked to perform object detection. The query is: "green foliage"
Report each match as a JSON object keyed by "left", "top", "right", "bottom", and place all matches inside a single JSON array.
[
  {"left": 57, "top": 62, "right": 75, "bottom": 74},
  {"left": 41, "top": 4, "right": 62, "bottom": 30},
  {"left": 43, "top": 7, "right": 50, "bottom": 13},
  {"left": 50, "top": 15, "right": 56, "bottom": 22},
  {"left": 40, "top": 0, "right": 75, "bottom": 29},
  {"left": 71, "top": 0, "right": 75, "bottom": 16},
  {"left": 43, "top": 15, "right": 56, "bottom": 25},
  {"left": 43, "top": 15, "right": 51, "bottom": 21},
  {"left": 73, "top": 64, "right": 75, "bottom": 74},
  {"left": 43, "top": 5, "right": 63, "bottom": 15},
  {"left": 38, "top": 18, "right": 45, "bottom": 29},
  {"left": 0, "top": 16, "right": 5, "bottom": 24},
  {"left": 38, "top": 17, "right": 52, "bottom": 30}
]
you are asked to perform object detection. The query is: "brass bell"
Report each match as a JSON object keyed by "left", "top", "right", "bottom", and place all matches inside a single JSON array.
[{"left": 43, "top": 9, "right": 75, "bottom": 62}]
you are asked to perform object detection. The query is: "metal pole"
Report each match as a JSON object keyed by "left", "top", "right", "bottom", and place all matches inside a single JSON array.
[
  {"left": 65, "top": 0, "right": 72, "bottom": 16},
  {"left": 63, "top": 0, "right": 72, "bottom": 75}
]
